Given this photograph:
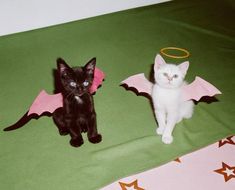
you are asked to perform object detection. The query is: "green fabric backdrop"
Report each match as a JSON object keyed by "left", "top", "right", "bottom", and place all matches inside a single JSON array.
[{"left": 0, "top": 0, "right": 234, "bottom": 189}]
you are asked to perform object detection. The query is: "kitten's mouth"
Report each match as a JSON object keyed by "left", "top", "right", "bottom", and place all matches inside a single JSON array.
[
  {"left": 74, "top": 90, "right": 89, "bottom": 97},
  {"left": 74, "top": 93, "right": 83, "bottom": 97}
]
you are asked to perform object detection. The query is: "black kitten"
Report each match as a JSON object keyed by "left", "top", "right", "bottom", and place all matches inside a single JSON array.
[{"left": 53, "top": 58, "right": 102, "bottom": 147}]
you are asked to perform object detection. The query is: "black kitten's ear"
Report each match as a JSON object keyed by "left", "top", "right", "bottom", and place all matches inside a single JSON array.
[
  {"left": 56, "top": 58, "right": 71, "bottom": 74},
  {"left": 85, "top": 57, "right": 96, "bottom": 75}
]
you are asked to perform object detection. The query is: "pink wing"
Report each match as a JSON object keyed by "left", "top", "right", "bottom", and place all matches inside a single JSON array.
[
  {"left": 121, "top": 73, "right": 153, "bottom": 95},
  {"left": 182, "top": 76, "right": 222, "bottom": 101},
  {"left": 28, "top": 67, "right": 104, "bottom": 116},
  {"left": 27, "top": 90, "right": 63, "bottom": 116},
  {"left": 89, "top": 67, "right": 105, "bottom": 94}
]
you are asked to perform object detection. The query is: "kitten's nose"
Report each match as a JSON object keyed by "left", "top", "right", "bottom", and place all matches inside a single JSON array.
[
  {"left": 76, "top": 86, "right": 83, "bottom": 95},
  {"left": 167, "top": 76, "right": 173, "bottom": 81}
]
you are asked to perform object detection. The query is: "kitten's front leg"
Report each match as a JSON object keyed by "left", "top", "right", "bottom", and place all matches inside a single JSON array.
[
  {"left": 53, "top": 108, "right": 69, "bottom": 136},
  {"left": 65, "top": 116, "right": 84, "bottom": 147},
  {"left": 162, "top": 111, "right": 178, "bottom": 144},
  {"left": 87, "top": 112, "right": 102, "bottom": 144},
  {"left": 155, "top": 109, "right": 166, "bottom": 135}
]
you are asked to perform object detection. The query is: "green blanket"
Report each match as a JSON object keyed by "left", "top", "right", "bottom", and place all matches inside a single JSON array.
[{"left": 0, "top": 0, "right": 234, "bottom": 189}]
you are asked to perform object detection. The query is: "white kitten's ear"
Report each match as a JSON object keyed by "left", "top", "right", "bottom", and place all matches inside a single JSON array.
[
  {"left": 154, "top": 54, "right": 166, "bottom": 71},
  {"left": 178, "top": 61, "right": 189, "bottom": 76}
]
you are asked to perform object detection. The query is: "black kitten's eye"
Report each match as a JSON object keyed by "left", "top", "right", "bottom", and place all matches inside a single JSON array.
[
  {"left": 83, "top": 81, "right": 89, "bottom": 87},
  {"left": 173, "top": 74, "right": 178, "bottom": 78},
  {"left": 69, "top": 81, "right": 76, "bottom": 87}
]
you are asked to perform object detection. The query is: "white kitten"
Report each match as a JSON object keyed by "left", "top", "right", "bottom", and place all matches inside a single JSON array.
[{"left": 152, "top": 54, "right": 194, "bottom": 144}]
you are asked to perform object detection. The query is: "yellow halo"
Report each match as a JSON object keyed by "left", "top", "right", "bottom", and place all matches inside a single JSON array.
[{"left": 160, "top": 47, "right": 190, "bottom": 59}]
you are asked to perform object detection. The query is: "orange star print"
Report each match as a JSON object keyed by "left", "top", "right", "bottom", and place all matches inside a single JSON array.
[{"left": 119, "top": 179, "right": 145, "bottom": 190}]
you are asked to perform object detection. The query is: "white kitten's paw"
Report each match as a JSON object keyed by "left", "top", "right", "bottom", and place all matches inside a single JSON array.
[
  {"left": 162, "top": 135, "right": 173, "bottom": 144},
  {"left": 156, "top": 127, "right": 164, "bottom": 135}
]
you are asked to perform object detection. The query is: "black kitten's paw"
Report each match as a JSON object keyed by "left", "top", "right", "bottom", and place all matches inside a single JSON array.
[
  {"left": 59, "top": 129, "right": 69, "bottom": 136},
  {"left": 89, "top": 134, "right": 102, "bottom": 144},
  {"left": 70, "top": 138, "right": 84, "bottom": 147},
  {"left": 81, "top": 126, "right": 88, "bottom": 133}
]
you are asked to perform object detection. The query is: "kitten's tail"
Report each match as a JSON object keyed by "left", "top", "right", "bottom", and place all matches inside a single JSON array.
[{"left": 3, "top": 111, "right": 33, "bottom": 131}]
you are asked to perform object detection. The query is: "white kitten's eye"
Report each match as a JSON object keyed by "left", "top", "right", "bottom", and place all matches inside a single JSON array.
[
  {"left": 163, "top": 73, "right": 168, "bottom": 77},
  {"left": 69, "top": 81, "right": 76, "bottom": 87},
  {"left": 83, "top": 81, "right": 89, "bottom": 87},
  {"left": 173, "top": 74, "right": 178, "bottom": 78}
]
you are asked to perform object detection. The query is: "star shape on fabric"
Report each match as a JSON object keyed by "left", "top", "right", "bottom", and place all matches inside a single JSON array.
[
  {"left": 218, "top": 136, "right": 235, "bottom": 147},
  {"left": 174, "top": 158, "right": 181, "bottom": 163},
  {"left": 119, "top": 179, "right": 145, "bottom": 190},
  {"left": 214, "top": 162, "right": 235, "bottom": 182}
]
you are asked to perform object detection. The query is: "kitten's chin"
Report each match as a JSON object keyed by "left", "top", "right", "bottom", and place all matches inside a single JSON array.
[{"left": 158, "top": 83, "right": 181, "bottom": 89}]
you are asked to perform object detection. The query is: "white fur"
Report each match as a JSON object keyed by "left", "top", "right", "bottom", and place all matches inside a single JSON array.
[
  {"left": 152, "top": 54, "right": 194, "bottom": 144},
  {"left": 75, "top": 95, "right": 83, "bottom": 104}
]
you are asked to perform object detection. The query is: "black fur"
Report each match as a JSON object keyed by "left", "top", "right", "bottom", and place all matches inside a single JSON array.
[{"left": 53, "top": 58, "right": 102, "bottom": 147}]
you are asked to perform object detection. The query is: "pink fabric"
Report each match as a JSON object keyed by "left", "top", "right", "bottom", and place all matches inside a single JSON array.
[
  {"left": 121, "top": 74, "right": 221, "bottom": 102},
  {"left": 102, "top": 136, "right": 235, "bottom": 189},
  {"left": 90, "top": 67, "right": 105, "bottom": 94},
  {"left": 27, "top": 90, "right": 63, "bottom": 116},
  {"left": 121, "top": 73, "right": 153, "bottom": 95},
  {"left": 182, "top": 76, "right": 222, "bottom": 101}
]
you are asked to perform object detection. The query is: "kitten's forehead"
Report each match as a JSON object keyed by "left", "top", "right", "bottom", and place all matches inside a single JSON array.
[
  {"left": 72, "top": 66, "right": 86, "bottom": 81},
  {"left": 73, "top": 66, "right": 83, "bottom": 73},
  {"left": 159, "top": 64, "right": 181, "bottom": 73}
]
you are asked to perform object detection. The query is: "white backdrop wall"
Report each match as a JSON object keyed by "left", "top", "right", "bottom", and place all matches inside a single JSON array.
[{"left": 0, "top": 0, "right": 169, "bottom": 36}]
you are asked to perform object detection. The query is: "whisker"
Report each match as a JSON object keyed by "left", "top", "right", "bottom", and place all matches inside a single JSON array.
[{"left": 65, "top": 90, "right": 75, "bottom": 101}]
